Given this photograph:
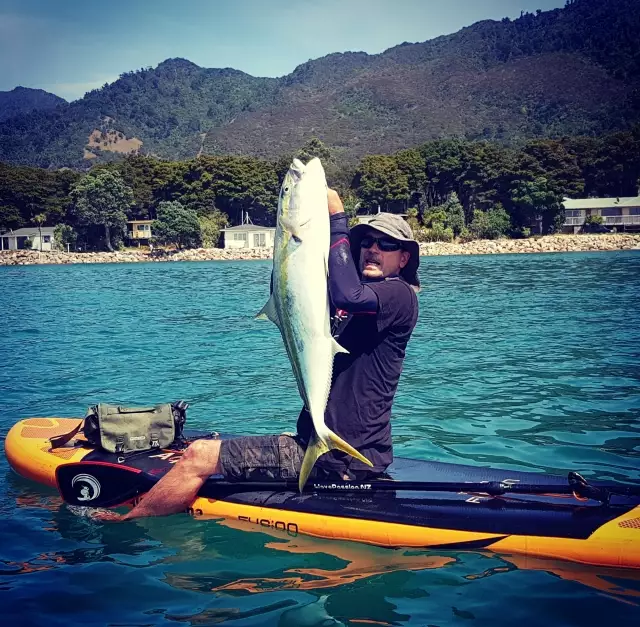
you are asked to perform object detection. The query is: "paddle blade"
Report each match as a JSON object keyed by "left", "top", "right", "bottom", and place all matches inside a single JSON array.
[{"left": 56, "top": 462, "right": 157, "bottom": 508}]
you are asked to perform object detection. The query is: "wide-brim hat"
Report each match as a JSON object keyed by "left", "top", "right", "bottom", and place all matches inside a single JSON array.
[{"left": 350, "top": 213, "right": 420, "bottom": 289}]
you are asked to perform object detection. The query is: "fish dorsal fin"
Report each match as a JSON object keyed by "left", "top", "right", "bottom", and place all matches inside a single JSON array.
[
  {"left": 331, "top": 337, "right": 349, "bottom": 355},
  {"left": 255, "top": 295, "right": 280, "bottom": 328}
]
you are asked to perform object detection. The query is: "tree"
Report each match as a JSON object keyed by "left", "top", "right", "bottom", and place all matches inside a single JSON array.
[
  {"left": 209, "top": 156, "right": 279, "bottom": 225},
  {"left": 469, "top": 205, "right": 511, "bottom": 240},
  {"left": 295, "top": 137, "right": 333, "bottom": 164},
  {"left": 521, "top": 139, "right": 584, "bottom": 198},
  {"left": 199, "top": 209, "right": 229, "bottom": 248},
  {"left": 340, "top": 190, "right": 361, "bottom": 220},
  {"left": 70, "top": 170, "right": 134, "bottom": 251},
  {"left": 152, "top": 201, "right": 202, "bottom": 249},
  {"left": 353, "top": 155, "right": 409, "bottom": 212},
  {"left": 54, "top": 224, "right": 78, "bottom": 251},
  {"left": 395, "top": 148, "right": 427, "bottom": 209},
  {"left": 510, "top": 177, "right": 563, "bottom": 233},
  {"left": 0, "top": 162, "right": 79, "bottom": 232},
  {"left": 441, "top": 193, "right": 465, "bottom": 236},
  {"left": 165, "top": 156, "right": 279, "bottom": 226},
  {"left": 32, "top": 212, "right": 46, "bottom": 251}
]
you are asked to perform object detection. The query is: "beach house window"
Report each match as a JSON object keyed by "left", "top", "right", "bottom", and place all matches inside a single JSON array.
[
  {"left": 43, "top": 236, "right": 51, "bottom": 243},
  {"left": 565, "top": 210, "right": 583, "bottom": 217},
  {"left": 254, "top": 233, "right": 266, "bottom": 247},
  {"left": 233, "top": 233, "right": 247, "bottom": 241},
  {"left": 601, "top": 208, "right": 622, "bottom": 216},
  {"left": 630, "top": 207, "right": 640, "bottom": 215}
]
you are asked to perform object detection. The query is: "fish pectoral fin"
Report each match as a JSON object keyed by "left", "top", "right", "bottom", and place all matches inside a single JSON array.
[
  {"left": 255, "top": 295, "right": 280, "bottom": 328},
  {"left": 331, "top": 338, "right": 349, "bottom": 355},
  {"left": 298, "top": 430, "right": 373, "bottom": 492},
  {"left": 298, "top": 433, "right": 330, "bottom": 492},
  {"left": 279, "top": 216, "right": 310, "bottom": 243},
  {"left": 327, "top": 430, "right": 373, "bottom": 468}
]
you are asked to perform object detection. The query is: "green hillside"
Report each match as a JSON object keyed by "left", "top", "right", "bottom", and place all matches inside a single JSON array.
[
  {"left": 0, "top": 0, "right": 638, "bottom": 168},
  {"left": 0, "top": 87, "right": 67, "bottom": 123}
]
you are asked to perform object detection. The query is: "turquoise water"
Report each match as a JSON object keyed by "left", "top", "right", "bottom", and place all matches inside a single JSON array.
[{"left": 1, "top": 251, "right": 640, "bottom": 626}]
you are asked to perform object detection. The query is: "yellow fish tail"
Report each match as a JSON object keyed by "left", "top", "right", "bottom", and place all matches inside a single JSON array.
[{"left": 298, "top": 431, "right": 373, "bottom": 492}]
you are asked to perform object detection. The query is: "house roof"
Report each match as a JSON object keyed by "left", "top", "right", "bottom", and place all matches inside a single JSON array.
[
  {"left": 221, "top": 224, "right": 276, "bottom": 232},
  {"left": 563, "top": 197, "right": 640, "bottom": 209},
  {"left": 127, "top": 219, "right": 153, "bottom": 224},
  {"left": 0, "top": 226, "right": 56, "bottom": 237}
]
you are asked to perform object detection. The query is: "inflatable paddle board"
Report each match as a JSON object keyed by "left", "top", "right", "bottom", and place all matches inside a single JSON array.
[{"left": 5, "top": 417, "right": 640, "bottom": 569}]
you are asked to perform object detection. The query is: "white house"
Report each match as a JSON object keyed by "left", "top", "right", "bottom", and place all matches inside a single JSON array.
[
  {"left": 221, "top": 224, "right": 276, "bottom": 250},
  {"left": 0, "top": 226, "right": 56, "bottom": 251},
  {"left": 563, "top": 197, "right": 640, "bottom": 233}
]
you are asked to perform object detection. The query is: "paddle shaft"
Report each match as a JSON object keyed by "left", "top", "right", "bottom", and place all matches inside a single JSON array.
[
  {"left": 56, "top": 461, "right": 637, "bottom": 507},
  {"left": 209, "top": 478, "right": 632, "bottom": 502}
]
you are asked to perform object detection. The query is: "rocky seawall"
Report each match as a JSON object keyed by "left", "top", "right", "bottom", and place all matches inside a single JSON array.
[
  {"left": 1, "top": 234, "right": 639, "bottom": 266},
  {"left": 418, "top": 233, "right": 640, "bottom": 256}
]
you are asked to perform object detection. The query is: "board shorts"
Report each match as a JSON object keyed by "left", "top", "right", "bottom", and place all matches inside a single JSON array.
[{"left": 218, "top": 434, "right": 379, "bottom": 481}]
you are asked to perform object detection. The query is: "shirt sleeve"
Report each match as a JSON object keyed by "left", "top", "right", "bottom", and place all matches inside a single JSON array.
[
  {"left": 328, "top": 213, "right": 378, "bottom": 314},
  {"left": 367, "top": 278, "right": 417, "bottom": 333}
]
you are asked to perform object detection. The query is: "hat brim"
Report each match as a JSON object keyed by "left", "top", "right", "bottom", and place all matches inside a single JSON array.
[{"left": 350, "top": 223, "right": 420, "bottom": 288}]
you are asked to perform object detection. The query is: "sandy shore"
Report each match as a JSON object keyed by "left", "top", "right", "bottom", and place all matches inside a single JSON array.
[{"left": 1, "top": 233, "right": 639, "bottom": 266}]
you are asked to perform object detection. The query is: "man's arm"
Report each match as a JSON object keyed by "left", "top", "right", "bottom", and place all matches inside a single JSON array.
[{"left": 327, "top": 191, "right": 378, "bottom": 313}]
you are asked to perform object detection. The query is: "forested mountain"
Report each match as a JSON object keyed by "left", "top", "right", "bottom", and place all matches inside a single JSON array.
[
  {"left": 0, "top": 87, "right": 67, "bottom": 123},
  {"left": 0, "top": 0, "right": 638, "bottom": 168}
]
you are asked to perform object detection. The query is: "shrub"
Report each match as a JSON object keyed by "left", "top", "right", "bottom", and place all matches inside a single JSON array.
[
  {"left": 199, "top": 210, "right": 229, "bottom": 248},
  {"left": 469, "top": 205, "right": 511, "bottom": 240},
  {"left": 458, "top": 227, "right": 473, "bottom": 242},
  {"left": 422, "top": 222, "right": 454, "bottom": 242},
  {"left": 54, "top": 224, "right": 78, "bottom": 251}
]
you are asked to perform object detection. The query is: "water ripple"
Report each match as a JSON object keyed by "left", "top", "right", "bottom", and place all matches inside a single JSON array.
[{"left": 1, "top": 251, "right": 639, "bottom": 624}]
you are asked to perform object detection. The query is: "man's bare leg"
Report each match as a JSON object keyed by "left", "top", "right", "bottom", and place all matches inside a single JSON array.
[{"left": 93, "top": 439, "right": 222, "bottom": 521}]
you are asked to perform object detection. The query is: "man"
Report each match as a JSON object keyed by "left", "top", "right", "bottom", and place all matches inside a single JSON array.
[{"left": 96, "top": 190, "right": 419, "bottom": 520}]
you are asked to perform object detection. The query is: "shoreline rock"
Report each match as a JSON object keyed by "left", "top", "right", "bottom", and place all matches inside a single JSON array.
[
  {"left": 1, "top": 233, "right": 639, "bottom": 266},
  {"left": 418, "top": 233, "right": 640, "bottom": 257}
]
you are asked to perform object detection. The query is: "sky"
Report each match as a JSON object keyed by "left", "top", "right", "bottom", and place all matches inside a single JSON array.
[{"left": 1, "top": 0, "right": 566, "bottom": 102}]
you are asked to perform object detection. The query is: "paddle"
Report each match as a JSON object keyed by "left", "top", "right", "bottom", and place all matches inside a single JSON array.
[
  {"left": 56, "top": 461, "right": 639, "bottom": 508},
  {"left": 57, "top": 462, "right": 157, "bottom": 508}
]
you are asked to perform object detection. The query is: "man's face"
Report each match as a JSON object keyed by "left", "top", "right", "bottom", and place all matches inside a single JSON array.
[{"left": 358, "top": 228, "right": 410, "bottom": 280}]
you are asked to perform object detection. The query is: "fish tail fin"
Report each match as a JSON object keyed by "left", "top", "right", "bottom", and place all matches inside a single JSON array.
[
  {"left": 298, "top": 433, "right": 330, "bottom": 492},
  {"left": 297, "top": 430, "right": 373, "bottom": 492},
  {"left": 326, "top": 430, "right": 373, "bottom": 469}
]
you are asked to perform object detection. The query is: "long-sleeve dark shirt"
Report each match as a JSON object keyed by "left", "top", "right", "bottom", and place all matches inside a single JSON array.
[{"left": 296, "top": 213, "right": 419, "bottom": 474}]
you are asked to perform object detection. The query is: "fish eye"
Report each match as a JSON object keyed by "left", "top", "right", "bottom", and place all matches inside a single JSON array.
[{"left": 283, "top": 186, "right": 290, "bottom": 193}]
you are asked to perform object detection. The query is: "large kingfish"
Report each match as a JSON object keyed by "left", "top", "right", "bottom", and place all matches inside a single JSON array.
[{"left": 257, "top": 157, "right": 372, "bottom": 491}]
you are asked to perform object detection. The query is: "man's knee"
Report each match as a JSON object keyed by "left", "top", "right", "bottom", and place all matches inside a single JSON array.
[{"left": 180, "top": 439, "right": 221, "bottom": 477}]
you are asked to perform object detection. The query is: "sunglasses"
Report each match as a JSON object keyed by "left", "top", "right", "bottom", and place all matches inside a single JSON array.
[{"left": 359, "top": 235, "right": 402, "bottom": 252}]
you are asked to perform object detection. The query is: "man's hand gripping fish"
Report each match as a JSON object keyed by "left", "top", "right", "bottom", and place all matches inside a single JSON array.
[{"left": 257, "top": 157, "right": 372, "bottom": 490}]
